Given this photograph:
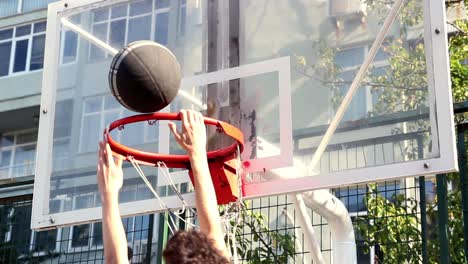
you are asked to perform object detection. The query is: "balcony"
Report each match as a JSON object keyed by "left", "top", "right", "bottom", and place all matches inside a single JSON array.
[{"left": 0, "top": 162, "right": 35, "bottom": 181}]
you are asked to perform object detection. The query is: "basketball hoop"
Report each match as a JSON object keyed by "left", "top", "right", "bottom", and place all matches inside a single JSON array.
[{"left": 104, "top": 112, "right": 245, "bottom": 205}]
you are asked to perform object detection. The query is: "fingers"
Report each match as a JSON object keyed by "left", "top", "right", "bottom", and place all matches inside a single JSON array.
[
  {"left": 168, "top": 122, "right": 183, "bottom": 144},
  {"left": 105, "top": 142, "right": 114, "bottom": 167},
  {"left": 187, "top": 109, "right": 196, "bottom": 125},
  {"left": 98, "top": 141, "right": 106, "bottom": 166},
  {"left": 97, "top": 141, "right": 105, "bottom": 178},
  {"left": 180, "top": 109, "right": 190, "bottom": 132},
  {"left": 181, "top": 109, "right": 204, "bottom": 126},
  {"left": 194, "top": 111, "right": 203, "bottom": 124},
  {"left": 115, "top": 155, "right": 123, "bottom": 168}
]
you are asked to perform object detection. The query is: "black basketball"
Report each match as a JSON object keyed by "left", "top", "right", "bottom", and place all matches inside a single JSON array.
[{"left": 109, "top": 41, "right": 182, "bottom": 113}]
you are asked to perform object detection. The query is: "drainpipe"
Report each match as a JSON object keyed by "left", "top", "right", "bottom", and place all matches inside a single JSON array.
[{"left": 265, "top": 164, "right": 356, "bottom": 264}]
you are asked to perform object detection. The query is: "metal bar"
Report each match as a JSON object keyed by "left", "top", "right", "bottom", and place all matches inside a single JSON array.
[
  {"left": 61, "top": 18, "right": 118, "bottom": 55},
  {"left": 436, "top": 174, "right": 451, "bottom": 264},
  {"left": 457, "top": 124, "right": 468, "bottom": 263},
  {"left": 156, "top": 213, "right": 169, "bottom": 264},
  {"left": 454, "top": 101, "right": 468, "bottom": 114},
  {"left": 309, "top": 0, "right": 406, "bottom": 170},
  {"left": 146, "top": 214, "right": 155, "bottom": 264},
  {"left": 419, "top": 177, "right": 428, "bottom": 263},
  {"left": 417, "top": 135, "right": 428, "bottom": 264}
]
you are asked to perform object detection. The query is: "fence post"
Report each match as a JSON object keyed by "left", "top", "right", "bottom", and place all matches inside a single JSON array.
[
  {"left": 419, "top": 177, "right": 428, "bottom": 263},
  {"left": 417, "top": 135, "right": 429, "bottom": 263},
  {"left": 458, "top": 123, "right": 468, "bottom": 263},
  {"left": 156, "top": 213, "right": 169, "bottom": 264},
  {"left": 145, "top": 214, "right": 155, "bottom": 264},
  {"left": 437, "top": 174, "right": 451, "bottom": 264}
]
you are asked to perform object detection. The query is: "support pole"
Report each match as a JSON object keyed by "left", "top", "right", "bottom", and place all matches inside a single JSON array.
[
  {"left": 146, "top": 214, "right": 155, "bottom": 264},
  {"left": 418, "top": 176, "right": 429, "bottom": 263},
  {"left": 417, "top": 136, "right": 428, "bottom": 263},
  {"left": 308, "top": 0, "right": 406, "bottom": 169},
  {"left": 156, "top": 213, "right": 169, "bottom": 264},
  {"left": 457, "top": 123, "right": 468, "bottom": 263},
  {"left": 437, "top": 174, "right": 451, "bottom": 264}
]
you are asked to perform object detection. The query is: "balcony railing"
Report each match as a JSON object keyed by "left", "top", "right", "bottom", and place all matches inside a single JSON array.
[
  {"left": 0, "top": 0, "right": 56, "bottom": 18},
  {"left": 0, "top": 162, "right": 35, "bottom": 180}
]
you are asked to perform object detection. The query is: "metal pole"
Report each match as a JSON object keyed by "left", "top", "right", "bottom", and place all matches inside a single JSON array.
[
  {"left": 457, "top": 123, "right": 468, "bottom": 263},
  {"left": 145, "top": 214, "right": 155, "bottom": 264},
  {"left": 419, "top": 176, "right": 429, "bottom": 263},
  {"left": 437, "top": 174, "right": 451, "bottom": 264},
  {"left": 418, "top": 132, "right": 428, "bottom": 263},
  {"left": 61, "top": 18, "right": 118, "bottom": 55},
  {"left": 309, "top": 0, "right": 406, "bottom": 170},
  {"left": 156, "top": 213, "right": 169, "bottom": 264}
]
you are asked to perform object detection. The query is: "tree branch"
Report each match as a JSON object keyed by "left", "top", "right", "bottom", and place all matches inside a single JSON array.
[
  {"left": 447, "top": 21, "right": 468, "bottom": 36},
  {"left": 295, "top": 67, "right": 428, "bottom": 91}
]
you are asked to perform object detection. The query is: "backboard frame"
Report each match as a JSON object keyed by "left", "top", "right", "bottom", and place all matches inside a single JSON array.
[{"left": 32, "top": 0, "right": 457, "bottom": 230}]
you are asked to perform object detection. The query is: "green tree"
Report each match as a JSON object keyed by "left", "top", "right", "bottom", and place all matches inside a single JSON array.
[
  {"left": 223, "top": 202, "right": 295, "bottom": 263},
  {"left": 357, "top": 184, "right": 422, "bottom": 263}
]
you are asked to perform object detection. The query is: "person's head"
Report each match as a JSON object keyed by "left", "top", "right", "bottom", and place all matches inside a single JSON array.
[{"left": 163, "top": 230, "right": 229, "bottom": 264}]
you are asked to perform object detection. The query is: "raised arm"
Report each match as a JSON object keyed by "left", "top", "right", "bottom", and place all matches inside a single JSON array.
[
  {"left": 97, "top": 141, "right": 129, "bottom": 264},
  {"left": 168, "top": 110, "right": 229, "bottom": 258}
]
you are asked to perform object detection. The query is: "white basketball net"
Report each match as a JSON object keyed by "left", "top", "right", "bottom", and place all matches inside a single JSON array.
[{"left": 127, "top": 144, "right": 244, "bottom": 263}]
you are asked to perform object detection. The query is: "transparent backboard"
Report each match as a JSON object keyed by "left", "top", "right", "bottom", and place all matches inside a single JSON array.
[{"left": 32, "top": 0, "right": 457, "bottom": 229}]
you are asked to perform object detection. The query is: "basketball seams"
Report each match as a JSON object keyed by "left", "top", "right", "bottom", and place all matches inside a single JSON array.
[
  {"left": 108, "top": 40, "right": 181, "bottom": 113},
  {"left": 109, "top": 47, "right": 135, "bottom": 111},
  {"left": 128, "top": 47, "right": 168, "bottom": 110}
]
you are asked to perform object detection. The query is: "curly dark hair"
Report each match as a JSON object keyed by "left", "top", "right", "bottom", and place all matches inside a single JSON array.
[{"left": 163, "top": 230, "right": 230, "bottom": 264}]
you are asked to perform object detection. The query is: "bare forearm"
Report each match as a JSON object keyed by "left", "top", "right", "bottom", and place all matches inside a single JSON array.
[
  {"left": 190, "top": 152, "right": 221, "bottom": 233},
  {"left": 102, "top": 195, "right": 128, "bottom": 264},
  {"left": 189, "top": 152, "right": 228, "bottom": 257}
]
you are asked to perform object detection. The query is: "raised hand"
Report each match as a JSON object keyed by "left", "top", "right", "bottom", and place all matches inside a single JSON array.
[
  {"left": 168, "top": 109, "right": 207, "bottom": 156},
  {"left": 97, "top": 141, "right": 124, "bottom": 201}
]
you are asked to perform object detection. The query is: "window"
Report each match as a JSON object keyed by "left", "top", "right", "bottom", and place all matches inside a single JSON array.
[
  {"left": 333, "top": 45, "right": 389, "bottom": 121},
  {"left": 1, "top": 203, "right": 33, "bottom": 255},
  {"left": 61, "top": 30, "right": 79, "bottom": 64},
  {"left": 0, "top": 130, "right": 37, "bottom": 179},
  {"left": 0, "top": 0, "right": 55, "bottom": 18},
  {"left": 0, "top": 21, "right": 45, "bottom": 77},
  {"left": 177, "top": 0, "right": 187, "bottom": 36},
  {"left": 52, "top": 100, "right": 73, "bottom": 171},
  {"left": 0, "top": 0, "right": 19, "bottom": 18},
  {"left": 89, "top": 0, "right": 176, "bottom": 61},
  {"left": 123, "top": 215, "right": 150, "bottom": 242},
  {"left": 68, "top": 192, "right": 150, "bottom": 250},
  {"left": 30, "top": 229, "right": 59, "bottom": 254},
  {"left": 69, "top": 193, "right": 103, "bottom": 249},
  {"left": 0, "top": 20, "right": 78, "bottom": 77},
  {"left": 79, "top": 94, "right": 158, "bottom": 153}
]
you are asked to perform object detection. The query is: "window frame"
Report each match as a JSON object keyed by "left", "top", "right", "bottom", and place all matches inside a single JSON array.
[
  {"left": 87, "top": 0, "right": 173, "bottom": 62},
  {"left": 0, "top": 21, "right": 47, "bottom": 78},
  {"left": 0, "top": 20, "right": 78, "bottom": 79},
  {"left": 332, "top": 43, "right": 390, "bottom": 121},
  {"left": 78, "top": 94, "right": 159, "bottom": 153},
  {"left": 28, "top": 228, "right": 62, "bottom": 256},
  {"left": 59, "top": 28, "right": 80, "bottom": 65},
  {"left": 68, "top": 192, "right": 104, "bottom": 251},
  {"left": 0, "top": 129, "right": 38, "bottom": 179}
]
